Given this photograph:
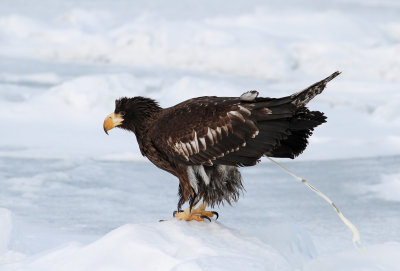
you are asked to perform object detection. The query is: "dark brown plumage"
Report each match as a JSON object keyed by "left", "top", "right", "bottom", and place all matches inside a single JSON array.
[{"left": 103, "top": 72, "right": 340, "bottom": 214}]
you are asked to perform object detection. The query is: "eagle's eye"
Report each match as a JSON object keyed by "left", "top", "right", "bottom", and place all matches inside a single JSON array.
[{"left": 120, "top": 111, "right": 126, "bottom": 116}]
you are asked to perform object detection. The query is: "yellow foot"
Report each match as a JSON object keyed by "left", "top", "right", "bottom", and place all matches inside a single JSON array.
[
  {"left": 173, "top": 210, "right": 219, "bottom": 221},
  {"left": 194, "top": 210, "right": 219, "bottom": 220},
  {"left": 174, "top": 212, "right": 208, "bottom": 221}
]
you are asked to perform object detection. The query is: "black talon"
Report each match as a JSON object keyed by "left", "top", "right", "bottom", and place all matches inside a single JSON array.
[
  {"left": 212, "top": 211, "right": 219, "bottom": 220},
  {"left": 159, "top": 219, "right": 167, "bottom": 222},
  {"left": 200, "top": 215, "right": 211, "bottom": 222},
  {"left": 173, "top": 211, "right": 178, "bottom": 217}
]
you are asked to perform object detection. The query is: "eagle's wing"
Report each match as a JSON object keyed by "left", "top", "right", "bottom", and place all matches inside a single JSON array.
[
  {"left": 149, "top": 96, "right": 261, "bottom": 166},
  {"left": 149, "top": 72, "right": 339, "bottom": 166}
]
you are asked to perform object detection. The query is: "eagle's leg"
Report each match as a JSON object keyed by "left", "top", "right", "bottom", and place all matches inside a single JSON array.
[{"left": 174, "top": 201, "right": 218, "bottom": 221}]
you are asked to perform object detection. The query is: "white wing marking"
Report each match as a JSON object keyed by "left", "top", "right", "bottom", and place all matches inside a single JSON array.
[
  {"left": 193, "top": 131, "right": 200, "bottom": 153},
  {"left": 198, "top": 137, "right": 206, "bottom": 150},
  {"left": 251, "top": 130, "right": 259, "bottom": 138},
  {"left": 210, "top": 128, "right": 218, "bottom": 143},
  {"left": 206, "top": 127, "right": 214, "bottom": 145},
  {"left": 260, "top": 107, "right": 272, "bottom": 115},
  {"left": 238, "top": 105, "right": 251, "bottom": 116},
  {"left": 221, "top": 125, "right": 229, "bottom": 136},
  {"left": 215, "top": 127, "right": 222, "bottom": 140},
  {"left": 227, "top": 111, "right": 245, "bottom": 123},
  {"left": 185, "top": 142, "right": 193, "bottom": 155},
  {"left": 181, "top": 141, "right": 190, "bottom": 157}
]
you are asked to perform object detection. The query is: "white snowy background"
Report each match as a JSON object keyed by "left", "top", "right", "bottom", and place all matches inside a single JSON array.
[{"left": 0, "top": 0, "right": 400, "bottom": 270}]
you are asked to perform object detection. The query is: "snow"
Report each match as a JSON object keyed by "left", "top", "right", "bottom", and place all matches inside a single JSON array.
[
  {"left": 303, "top": 243, "right": 400, "bottom": 271},
  {"left": 1, "top": 156, "right": 400, "bottom": 270},
  {"left": 0, "top": 0, "right": 400, "bottom": 270},
  {"left": 0, "top": 209, "right": 12, "bottom": 255},
  {"left": 2, "top": 221, "right": 293, "bottom": 271},
  {"left": 363, "top": 172, "right": 400, "bottom": 202}
]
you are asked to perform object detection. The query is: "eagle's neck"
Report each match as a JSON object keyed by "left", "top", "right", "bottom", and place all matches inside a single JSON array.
[{"left": 124, "top": 98, "right": 162, "bottom": 140}]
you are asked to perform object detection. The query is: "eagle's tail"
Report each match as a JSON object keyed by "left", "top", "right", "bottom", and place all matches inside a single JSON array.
[
  {"left": 261, "top": 72, "right": 340, "bottom": 159},
  {"left": 291, "top": 71, "right": 340, "bottom": 107},
  {"left": 266, "top": 108, "right": 326, "bottom": 158},
  {"left": 255, "top": 72, "right": 339, "bottom": 159},
  {"left": 217, "top": 72, "right": 339, "bottom": 165}
]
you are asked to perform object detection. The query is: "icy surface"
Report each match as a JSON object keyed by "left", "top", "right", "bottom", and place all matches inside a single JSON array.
[
  {"left": 303, "top": 242, "right": 400, "bottom": 271},
  {"left": 1, "top": 0, "right": 400, "bottom": 270},
  {"left": 0, "top": 209, "right": 12, "bottom": 254},
  {"left": 363, "top": 173, "right": 400, "bottom": 202}
]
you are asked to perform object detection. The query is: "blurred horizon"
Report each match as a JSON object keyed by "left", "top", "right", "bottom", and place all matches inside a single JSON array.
[{"left": 0, "top": 0, "right": 399, "bottom": 161}]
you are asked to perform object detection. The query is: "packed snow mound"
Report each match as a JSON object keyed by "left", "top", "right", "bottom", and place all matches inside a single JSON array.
[{"left": 4, "top": 221, "right": 292, "bottom": 271}]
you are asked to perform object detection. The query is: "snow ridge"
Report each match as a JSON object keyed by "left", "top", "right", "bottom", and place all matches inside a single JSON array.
[{"left": 2, "top": 220, "right": 292, "bottom": 271}]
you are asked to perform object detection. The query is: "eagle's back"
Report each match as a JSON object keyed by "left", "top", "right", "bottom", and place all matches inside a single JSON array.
[{"left": 149, "top": 71, "right": 339, "bottom": 168}]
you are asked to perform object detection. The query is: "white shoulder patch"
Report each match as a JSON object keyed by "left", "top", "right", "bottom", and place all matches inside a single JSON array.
[{"left": 240, "top": 90, "right": 259, "bottom": 101}]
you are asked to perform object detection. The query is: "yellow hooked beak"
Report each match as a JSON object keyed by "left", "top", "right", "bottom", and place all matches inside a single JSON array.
[{"left": 103, "top": 113, "right": 124, "bottom": 134}]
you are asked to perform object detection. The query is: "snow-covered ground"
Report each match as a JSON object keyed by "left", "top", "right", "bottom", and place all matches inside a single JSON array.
[
  {"left": 0, "top": 0, "right": 399, "bottom": 270},
  {"left": 1, "top": 156, "right": 400, "bottom": 270}
]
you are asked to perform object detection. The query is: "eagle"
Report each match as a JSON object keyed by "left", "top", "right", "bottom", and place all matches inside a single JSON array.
[{"left": 103, "top": 72, "right": 339, "bottom": 221}]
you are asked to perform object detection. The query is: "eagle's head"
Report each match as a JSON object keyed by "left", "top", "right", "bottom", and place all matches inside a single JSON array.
[{"left": 103, "top": 96, "right": 160, "bottom": 135}]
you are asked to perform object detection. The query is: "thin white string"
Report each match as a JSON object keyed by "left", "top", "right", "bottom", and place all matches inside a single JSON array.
[{"left": 267, "top": 157, "right": 362, "bottom": 248}]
